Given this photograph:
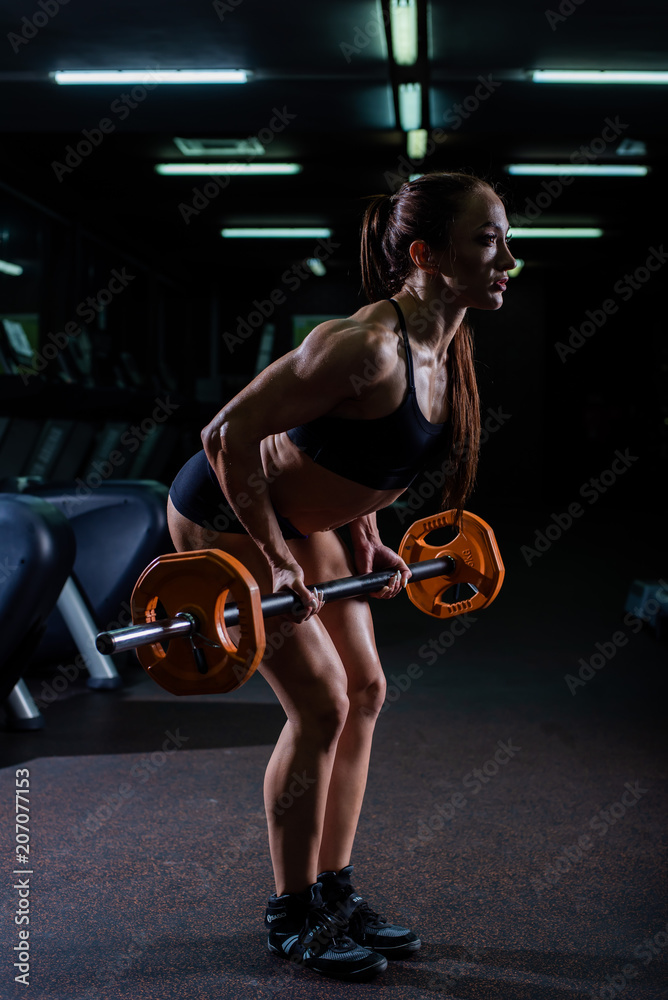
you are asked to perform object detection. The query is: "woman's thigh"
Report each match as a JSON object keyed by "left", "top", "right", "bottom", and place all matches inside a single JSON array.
[
  {"left": 168, "top": 499, "right": 386, "bottom": 708},
  {"left": 290, "top": 530, "right": 386, "bottom": 703},
  {"left": 167, "top": 498, "right": 350, "bottom": 718}
]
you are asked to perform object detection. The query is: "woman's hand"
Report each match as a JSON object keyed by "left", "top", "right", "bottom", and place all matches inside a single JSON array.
[
  {"left": 354, "top": 542, "right": 412, "bottom": 600},
  {"left": 271, "top": 558, "right": 324, "bottom": 623}
]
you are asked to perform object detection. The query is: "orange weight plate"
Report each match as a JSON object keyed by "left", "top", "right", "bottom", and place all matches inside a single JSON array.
[
  {"left": 399, "top": 510, "right": 504, "bottom": 619},
  {"left": 130, "top": 548, "right": 265, "bottom": 695}
]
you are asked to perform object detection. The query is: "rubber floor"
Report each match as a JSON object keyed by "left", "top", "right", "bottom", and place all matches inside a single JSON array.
[{"left": 1, "top": 505, "right": 667, "bottom": 1000}]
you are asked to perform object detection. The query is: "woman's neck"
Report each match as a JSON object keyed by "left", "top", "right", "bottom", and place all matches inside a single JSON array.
[{"left": 392, "top": 283, "right": 467, "bottom": 359}]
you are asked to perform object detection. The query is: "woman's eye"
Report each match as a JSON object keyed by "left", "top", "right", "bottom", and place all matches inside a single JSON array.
[{"left": 482, "top": 233, "right": 512, "bottom": 244}]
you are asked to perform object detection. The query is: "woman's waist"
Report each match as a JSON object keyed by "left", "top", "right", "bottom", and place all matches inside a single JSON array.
[
  {"left": 261, "top": 435, "right": 404, "bottom": 531},
  {"left": 278, "top": 494, "right": 403, "bottom": 534},
  {"left": 268, "top": 469, "right": 404, "bottom": 533}
]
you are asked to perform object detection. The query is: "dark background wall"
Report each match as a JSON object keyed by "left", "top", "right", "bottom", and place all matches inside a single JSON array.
[{"left": 0, "top": 0, "right": 665, "bottom": 521}]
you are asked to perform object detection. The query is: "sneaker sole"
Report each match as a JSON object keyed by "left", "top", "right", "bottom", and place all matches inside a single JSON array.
[
  {"left": 371, "top": 937, "right": 422, "bottom": 958},
  {"left": 268, "top": 942, "right": 388, "bottom": 981}
]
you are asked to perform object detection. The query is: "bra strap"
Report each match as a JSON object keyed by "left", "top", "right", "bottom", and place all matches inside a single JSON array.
[{"left": 388, "top": 298, "right": 415, "bottom": 391}]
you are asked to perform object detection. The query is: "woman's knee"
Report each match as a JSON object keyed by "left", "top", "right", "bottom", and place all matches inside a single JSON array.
[
  {"left": 349, "top": 672, "right": 387, "bottom": 720},
  {"left": 293, "top": 686, "right": 350, "bottom": 747}
]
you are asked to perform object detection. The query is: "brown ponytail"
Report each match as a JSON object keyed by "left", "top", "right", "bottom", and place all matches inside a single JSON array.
[
  {"left": 360, "top": 194, "right": 394, "bottom": 303},
  {"left": 359, "top": 171, "right": 496, "bottom": 518},
  {"left": 446, "top": 318, "right": 481, "bottom": 518}
]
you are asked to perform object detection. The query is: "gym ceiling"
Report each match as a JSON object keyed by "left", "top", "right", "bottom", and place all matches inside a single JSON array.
[{"left": 0, "top": 0, "right": 666, "bottom": 287}]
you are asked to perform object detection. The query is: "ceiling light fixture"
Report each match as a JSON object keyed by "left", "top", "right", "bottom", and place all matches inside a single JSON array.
[
  {"left": 506, "top": 164, "right": 648, "bottom": 176},
  {"left": 398, "top": 82, "right": 422, "bottom": 131},
  {"left": 407, "top": 129, "right": 428, "bottom": 159},
  {"left": 390, "top": 0, "right": 418, "bottom": 66},
  {"left": 306, "top": 258, "right": 327, "bottom": 276},
  {"left": 156, "top": 163, "right": 301, "bottom": 176},
  {"left": 508, "top": 227, "right": 604, "bottom": 238},
  {"left": 532, "top": 70, "right": 668, "bottom": 85},
  {"left": 0, "top": 259, "right": 23, "bottom": 276},
  {"left": 221, "top": 228, "right": 332, "bottom": 238},
  {"left": 51, "top": 69, "right": 249, "bottom": 85}
]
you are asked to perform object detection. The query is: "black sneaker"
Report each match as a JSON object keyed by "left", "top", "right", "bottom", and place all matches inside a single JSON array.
[
  {"left": 318, "top": 865, "right": 421, "bottom": 958},
  {"left": 265, "top": 881, "right": 387, "bottom": 981}
]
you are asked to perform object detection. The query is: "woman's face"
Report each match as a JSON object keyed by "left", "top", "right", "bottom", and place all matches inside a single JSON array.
[{"left": 437, "top": 187, "right": 516, "bottom": 310}]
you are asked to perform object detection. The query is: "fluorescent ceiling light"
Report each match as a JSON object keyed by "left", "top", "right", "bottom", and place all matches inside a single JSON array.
[
  {"left": 532, "top": 70, "right": 668, "bottom": 85},
  {"left": 506, "top": 164, "right": 648, "bottom": 177},
  {"left": 0, "top": 259, "right": 23, "bottom": 276},
  {"left": 221, "top": 228, "right": 332, "bottom": 238},
  {"left": 390, "top": 0, "right": 418, "bottom": 66},
  {"left": 51, "top": 69, "right": 249, "bottom": 85},
  {"left": 173, "top": 137, "right": 265, "bottom": 156},
  {"left": 398, "top": 82, "right": 422, "bottom": 131},
  {"left": 306, "top": 258, "right": 327, "bottom": 276},
  {"left": 509, "top": 228, "right": 603, "bottom": 238},
  {"left": 156, "top": 163, "right": 301, "bottom": 176},
  {"left": 407, "top": 129, "right": 428, "bottom": 160}
]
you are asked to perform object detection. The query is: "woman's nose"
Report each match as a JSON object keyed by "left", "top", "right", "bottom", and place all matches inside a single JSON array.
[{"left": 499, "top": 242, "right": 516, "bottom": 270}]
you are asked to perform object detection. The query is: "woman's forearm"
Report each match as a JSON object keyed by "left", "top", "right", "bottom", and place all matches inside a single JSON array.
[
  {"left": 348, "top": 512, "right": 382, "bottom": 552},
  {"left": 347, "top": 510, "right": 410, "bottom": 589},
  {"left": 203, "top": 427, "right": 293, "bottom": 569}
]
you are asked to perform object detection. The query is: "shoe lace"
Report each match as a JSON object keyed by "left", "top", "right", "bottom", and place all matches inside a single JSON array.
[
  {"left": 301, "top": 903, "right": 358, "bottom": 954},
  {"left": 348, "top": 896, "right": 387, "bottom": 935}
]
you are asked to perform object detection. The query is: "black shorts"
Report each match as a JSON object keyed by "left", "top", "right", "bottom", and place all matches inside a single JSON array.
[{"left": 168, "top": 449, "right": 308, "bottom": 541}]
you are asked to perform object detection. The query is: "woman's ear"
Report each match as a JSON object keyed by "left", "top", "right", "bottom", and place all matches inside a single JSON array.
[{"left": 409, "top": 240, "right": 438, "bottom": 274}]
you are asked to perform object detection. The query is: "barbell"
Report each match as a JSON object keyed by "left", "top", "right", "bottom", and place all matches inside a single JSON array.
[{"left": 95, "top": 509, "right": 504, "bottom": 696}]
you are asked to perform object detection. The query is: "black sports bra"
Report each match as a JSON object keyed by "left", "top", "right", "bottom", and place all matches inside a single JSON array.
[{"left": 286, "top": 299, "right": 451, "bottom": 490}]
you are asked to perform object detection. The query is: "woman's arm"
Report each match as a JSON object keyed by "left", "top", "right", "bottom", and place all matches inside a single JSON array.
[
  {"left": 201, "top": 319, "right": 396, "bottom": 606},
  {"left": 348, "top": 511, "right": 411, "bottom": 599}
]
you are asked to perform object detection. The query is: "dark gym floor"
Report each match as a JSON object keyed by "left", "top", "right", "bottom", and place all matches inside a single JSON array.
[{"left": 1, "top": 505, "right": 667, "bottom": 1000}]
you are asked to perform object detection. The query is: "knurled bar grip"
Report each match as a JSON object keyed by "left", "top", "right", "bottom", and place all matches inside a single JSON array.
[{"left": 95, "top": 556, "right": 456, "bottom": 656}]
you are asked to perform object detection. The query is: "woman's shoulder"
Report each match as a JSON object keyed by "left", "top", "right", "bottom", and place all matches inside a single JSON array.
[{"left": 299, "top": 301, "right": 400, "bottom": 377}]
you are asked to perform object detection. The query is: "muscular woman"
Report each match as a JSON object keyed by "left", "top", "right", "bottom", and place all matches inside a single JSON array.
[{"left": 167, "top": 171, "right": 515, "bottom": 981}]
